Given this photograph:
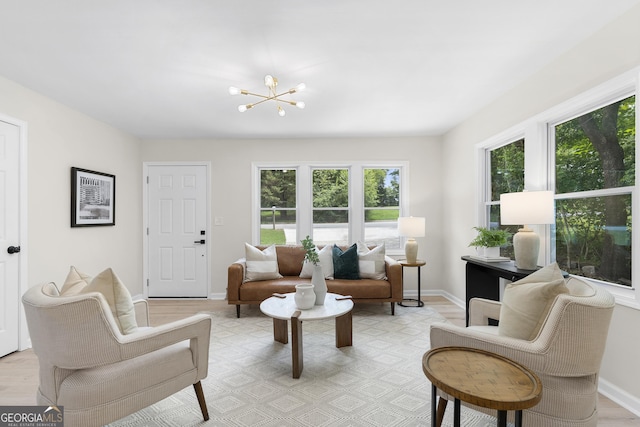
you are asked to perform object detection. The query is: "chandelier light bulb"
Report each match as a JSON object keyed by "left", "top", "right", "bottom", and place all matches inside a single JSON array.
[
  {"left": 228, "top": 86, "right": 240, "bottom": 95},
  {"left": 264, "top": 75, "right": 275, "bottom": 88},
  {"left": 238, "top": 105, "right": 248, "bottom": 112},
  {"left": 278, "top": 106, "right": 286, "bottom": 117},
  {"left": 296, "top": 101, "right": 305, "bottom": 109},
  {"left": 295, "top": 83, "right": 306, "bottom": 92}
]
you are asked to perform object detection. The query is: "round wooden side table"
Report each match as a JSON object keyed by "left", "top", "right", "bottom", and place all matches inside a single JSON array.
[
  {"left": 398, "top": 259, "right": 426, "bottom": 307},
  {"left": 422, "top": 346, "right": 542, "bottom": 427}
]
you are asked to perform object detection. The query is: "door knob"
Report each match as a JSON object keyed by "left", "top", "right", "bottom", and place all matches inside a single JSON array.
[
  {"left": 194, "top": 240, "right": 205, "bottom": 244},
  {"left": 7, "top": 246, "right": 21, "bottom": 254}
]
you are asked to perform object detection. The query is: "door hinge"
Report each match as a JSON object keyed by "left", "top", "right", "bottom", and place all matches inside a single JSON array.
[
  {"left": 146, "top": 279, "right": 149, "bottom": 287},
  {"left": 147, "top": 227, "right": 149, "bottom": 235},
  {"left": 146, "top": 176, "right": 149, "bottom": 184}
]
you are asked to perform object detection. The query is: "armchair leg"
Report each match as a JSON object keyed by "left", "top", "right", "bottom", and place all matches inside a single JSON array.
[
  {"left": 193, "top": 381, "right": 209, "bottom": 421},
  {"left": 391, "top": 302, "right": 395, "bottom": 315},
  {"left": 236, "top": 304, "right": 240, "bottom": 318},
  {"left": 436, "top": 397, "right": 447, "bottom": 427}
]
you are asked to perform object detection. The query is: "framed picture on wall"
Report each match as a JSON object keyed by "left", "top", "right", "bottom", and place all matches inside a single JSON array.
[{"left": 71, "top": 167, "right": 116, "bottom": 227}]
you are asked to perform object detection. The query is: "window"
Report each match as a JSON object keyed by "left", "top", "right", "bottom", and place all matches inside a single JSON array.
[
  {"left": 552, "top": 95, "right": 635, "bottom": 286},
  {"left": 255, "top": 162, "right": 407, "bottom": 251},
  {"left": 312, "top": 168, "right": 349, "bottom": 246},
  {"left": 485, "top": 139, "right": 525, "bottom": 258},
  {"left": 259, "top": 169, "right": 297, "bottom": 245},
  {"left": 478, "top": 68, "right": 639, "bottom": 305},
  {"left": 364, "top": 168, "right": 400, "bottom": 247}
]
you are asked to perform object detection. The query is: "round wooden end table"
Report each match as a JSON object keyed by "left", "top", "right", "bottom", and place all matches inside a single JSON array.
[
  {"left": 422, "top": 346, "right": 542, "bottom": 427},
  {"left": 398, "top": 259, "right": 426, "bottom": 307}
]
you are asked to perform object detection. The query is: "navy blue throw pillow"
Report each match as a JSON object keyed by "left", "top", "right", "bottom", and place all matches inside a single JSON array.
[{"left": 332, "top": 244, "right": 360, "bottom": 280}]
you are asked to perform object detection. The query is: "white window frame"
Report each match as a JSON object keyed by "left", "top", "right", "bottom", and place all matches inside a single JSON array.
[
  {"left": 252, "top": 161, "right": 409, "bottom": 256},
  {"left": 476, "top": 67, "right": 640, "bottom": 309}
]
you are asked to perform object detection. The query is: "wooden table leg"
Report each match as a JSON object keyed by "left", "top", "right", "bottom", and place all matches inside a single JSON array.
[
  {"left": 273, "top": 318, "right": 288, "bottom": 344},
  {"left": 335, "top": 310, "right": 353, "bottom": 347},
  {"left": 291, "top": 310, "right": 303, "bottom": 378}
]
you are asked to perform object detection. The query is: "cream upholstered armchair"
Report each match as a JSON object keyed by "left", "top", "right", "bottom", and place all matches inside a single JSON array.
[
  {"left": 22, "top": 282, "right": 212, "bottom": 427},
  {"left": 430, "top": 276, "right": 615, "bottom": 427}
]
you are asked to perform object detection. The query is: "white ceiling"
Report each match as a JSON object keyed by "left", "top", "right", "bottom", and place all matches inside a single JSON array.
[{"left": 1, "top": 0, "right": 639, "bottom": 140}]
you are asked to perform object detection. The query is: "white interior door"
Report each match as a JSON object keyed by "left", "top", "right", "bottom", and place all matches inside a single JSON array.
[
  {"left": 0, "top": 120, "right": 21, "bottom": 357},
  {"left": 147, "top": 164, "right": 209, "bottom": 297}
]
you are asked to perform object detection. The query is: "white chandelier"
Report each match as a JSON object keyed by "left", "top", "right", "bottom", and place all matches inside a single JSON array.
[{"left": 229, "top": 75, "right": 305, "bottom": 117}]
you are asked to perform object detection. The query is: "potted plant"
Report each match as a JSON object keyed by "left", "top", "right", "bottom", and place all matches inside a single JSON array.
[
  {"left": 300, "top": 235, "right": 326, "bottom": 304},
  {"left": 301, "top": 235, "right": 320, "bottom": 265},
  {"left": 468, "top": 227, "right": 511, "bottom": 258}
]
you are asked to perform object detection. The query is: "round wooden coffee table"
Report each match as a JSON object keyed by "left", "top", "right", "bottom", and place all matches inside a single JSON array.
[
  {"left": 260, "top": 292, "right": 354, "bottom": 378},
  {"left": 422, "top": 346, "right": 542, "bottom": 427}
]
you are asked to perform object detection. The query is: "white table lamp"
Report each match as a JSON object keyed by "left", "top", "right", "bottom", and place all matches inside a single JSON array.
[
  {"left": 398, "top": 216, "right": 425, "bottom": 264},
  {"left": 500, "top": 191, "right": 555, "bottom": 270}
]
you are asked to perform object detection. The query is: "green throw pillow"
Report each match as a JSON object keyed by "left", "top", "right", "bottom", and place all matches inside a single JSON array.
[{"left": 333, "top": 244, "right": 360, "bottom": 280}]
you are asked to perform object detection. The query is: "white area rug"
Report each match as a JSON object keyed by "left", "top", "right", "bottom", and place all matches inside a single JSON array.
[{"left": 110, "top": 304, "right": 496, "bottom": 427}]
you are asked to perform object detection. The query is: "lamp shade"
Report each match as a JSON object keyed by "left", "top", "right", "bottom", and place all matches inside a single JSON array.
[
  {"left": 398, "top": 216, "right": 425, "bottom": 237},
  {"left": 500, "top": 191, "right": 555, "bottom": 225}
]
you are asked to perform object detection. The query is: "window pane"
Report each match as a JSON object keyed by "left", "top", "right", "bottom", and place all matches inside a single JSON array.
[
  {"left": 261, "top": 169, "right": 296, "bottom": 208},
  {"left": 260, "top": 169, "right": 297, "bottom": 245},
  {"left": 490, "top": 139, "right": 525, "bottom": 201},
  {"left": 555, "top": 195, "right": 631, "bottom": 285},
  {"left": 313, "top": 169, "right": 348, "bottom": 208},
  {"left": 260, "top": 209, "right": 296, "bottom": 245},
  {"left": 364, "top": 168, "right": 400, "bottom": 248},
  {"left": 364, "top": 208, "right": 401, "bottom": 249},
  {"left": 313, "top": 210, "right": 349, "bottom": 246},
  {"left": 555, "top": 96, "right": 635, "bottom": 194}
]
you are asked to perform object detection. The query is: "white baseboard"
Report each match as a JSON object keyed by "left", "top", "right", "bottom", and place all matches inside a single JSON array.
[{"left": 598, "top": 377, "right": 640, "bottom": 417}]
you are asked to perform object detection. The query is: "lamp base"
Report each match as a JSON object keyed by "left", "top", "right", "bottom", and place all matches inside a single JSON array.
[
  {"left": 513, "top": 227, "right": 540, "bottom": 270},
  {"left": 405, "top": 238, "right": 418, "bottom": 264}
]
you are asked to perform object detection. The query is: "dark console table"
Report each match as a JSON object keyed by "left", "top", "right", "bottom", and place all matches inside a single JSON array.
[{"left": 461, "top": 256, "right": 538, "bottom": 326}]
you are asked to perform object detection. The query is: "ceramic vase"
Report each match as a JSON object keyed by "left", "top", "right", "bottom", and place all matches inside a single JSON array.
[
  {"left": 294, "top": 283, "right": 315, "bottom": 310},
  {"left": 312, "top": 264, "right": 327, "bottom": 305}
]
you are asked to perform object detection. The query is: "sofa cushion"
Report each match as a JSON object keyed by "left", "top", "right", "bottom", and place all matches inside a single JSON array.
[
  {"left": 498, "top": 262, "right": 568, "bottom": 340},
  {"left": 244, "top": 243, "right": 283, "bottom": 282},
  {"left": 82, "top": 268, "right": 138, "bottom": 335},
  {"left": 300, "top": 244, "right": 334, "bottom": 279},
  {"left": 356, "top": 241, "right": 387, "bottom": 280},
  {"left": 333, "top": 244, "right": 360, "bottom": 280}
]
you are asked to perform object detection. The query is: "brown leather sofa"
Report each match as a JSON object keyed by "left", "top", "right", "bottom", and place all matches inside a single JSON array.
[{"left": 227, "top": 245, "right": 403, "bottom": 318}]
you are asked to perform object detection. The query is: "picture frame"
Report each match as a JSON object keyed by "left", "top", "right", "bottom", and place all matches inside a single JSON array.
[{"left": 71, "top": 167, "right": 116, "bottom": 227}]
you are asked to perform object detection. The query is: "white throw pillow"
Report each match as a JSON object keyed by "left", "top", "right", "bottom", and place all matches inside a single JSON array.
[
  {"left": 82, "top": 268, "right": 138, "bottom": 335},
  {"left": 60, "top": 265, "right": 92, "bottom": 296},
  {"left": 244, "top": 243, "right": 283, "bottom": 282},
  {"left": 300, "top": 244, "right": 334, "bottom": 279},
  {"left": 498, "top": 262, "right": 568, "bottom": 340},
  {"left": 356, "top": 241, "right": 387, "bottom": 280}
]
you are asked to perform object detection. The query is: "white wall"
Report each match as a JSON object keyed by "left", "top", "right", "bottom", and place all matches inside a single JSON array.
[
  {"left": 140, "top": 137, "right": 442, "bottom": 298},
  {"left": 442, "top": 4, "right": 640, "bottom": 413},
  {"left": 0, "top": 75, "right": 143, "bottom": 292}
]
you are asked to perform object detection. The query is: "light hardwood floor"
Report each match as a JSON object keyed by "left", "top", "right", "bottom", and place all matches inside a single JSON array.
[{"left": 1, "top": 296, "right": 638, "bottom": 425}]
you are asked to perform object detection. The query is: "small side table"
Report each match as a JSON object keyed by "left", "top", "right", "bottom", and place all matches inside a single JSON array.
[
  {"left": 398, "top": 259, "right": 426, "bottom": 307},
  {"left": 422, "top": 346, "right": 542, "bottom": 427}
]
